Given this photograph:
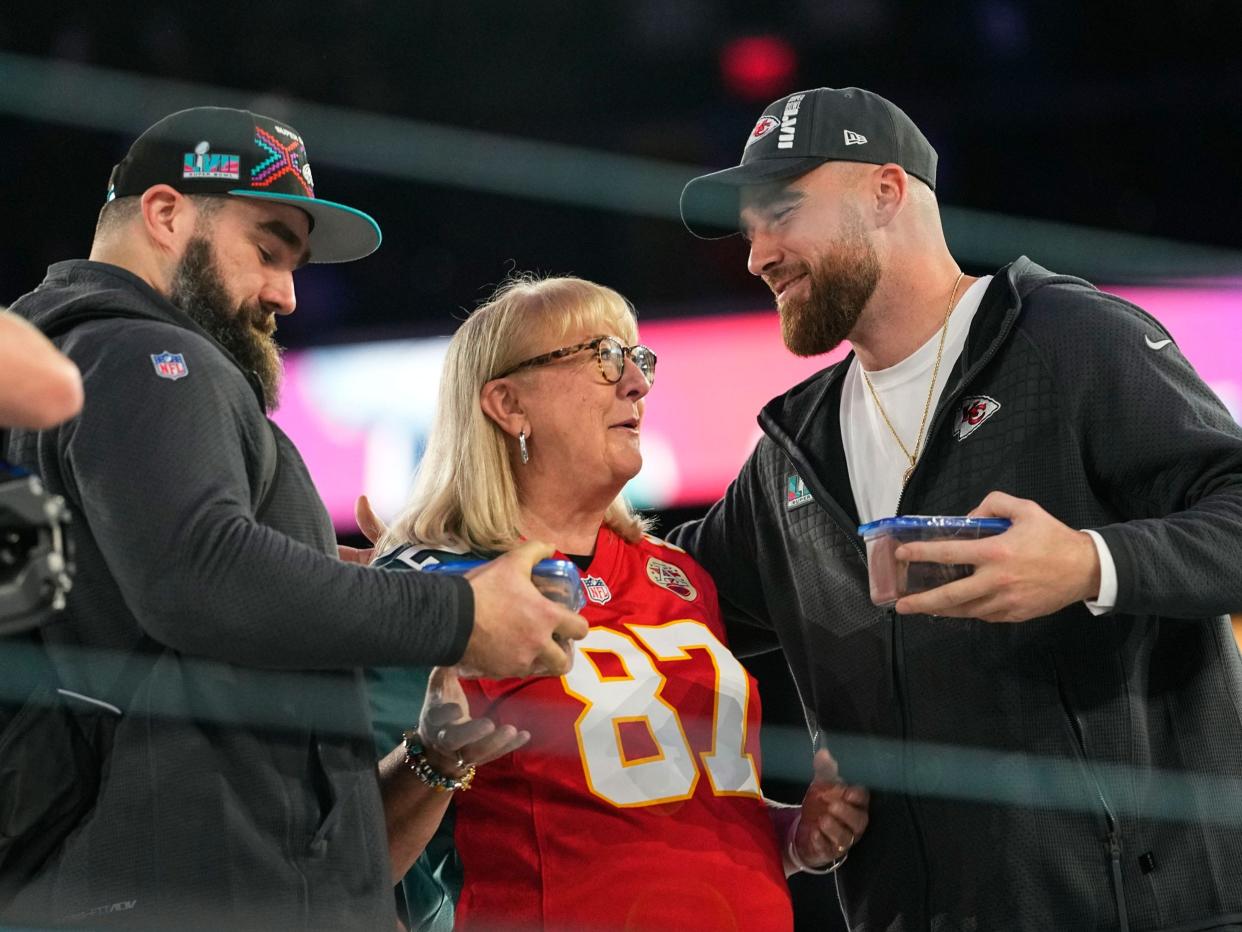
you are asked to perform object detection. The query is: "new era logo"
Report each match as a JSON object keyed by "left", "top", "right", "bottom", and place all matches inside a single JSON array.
[{"left": 843, "top": 130, "right": 868, "bottom": 146}]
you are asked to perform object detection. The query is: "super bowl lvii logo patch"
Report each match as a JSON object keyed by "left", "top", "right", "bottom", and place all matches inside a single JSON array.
[
  {"left": 183, "top": 141, "right": 240, "bottom": 180},
  {"left": 786, "top": 474, "right": 814, "bottom": 510},
  {"left": 645, "top": 558, "right": 697, "bottom": 602},
  {"left": 150, "top": 351, "right": 188, "bottom": 381}
]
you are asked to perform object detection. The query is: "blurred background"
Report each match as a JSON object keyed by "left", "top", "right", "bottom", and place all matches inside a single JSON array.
[{"left": 3, "top": 3, "right": 1241, "bottom": 927}]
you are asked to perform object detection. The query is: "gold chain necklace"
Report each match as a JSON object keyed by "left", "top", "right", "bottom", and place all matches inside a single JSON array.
[{"left": 861, "top": 271, "right": 965, "bottom": 487}]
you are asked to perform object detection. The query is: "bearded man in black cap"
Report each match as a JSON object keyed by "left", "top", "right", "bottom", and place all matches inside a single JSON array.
[
  {"left": 671, "top": 87, "right": 1242, "bottom": 930},
  {"left": 0, "top": 107, "right": 584, "bottom": 929}
]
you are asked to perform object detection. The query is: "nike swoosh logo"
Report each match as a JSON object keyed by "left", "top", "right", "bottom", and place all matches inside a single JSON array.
[{"left": 1145, "top": 335, "right": 1173, "bottom": 350}]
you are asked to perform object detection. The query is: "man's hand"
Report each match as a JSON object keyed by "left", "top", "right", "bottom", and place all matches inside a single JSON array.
[
  {"left": 460, "top": 540, "right": 589, "bottom": 678},
  {"left": 338, "top": 495, "right": 588, "bottom": 676},
  {"left": 418, "top": 666, "right": 530, "bottom": 773},
  {"left": 338, "top": 494, "right": 386, "bottom": 564},
  {"left": 792, "top": 748, "right": 869, "bottom": 869},
  {"left": 894, "top": 491, "right": 1101, "bottom": 622},
  {"left": 0, "top": 309, "right": 83, "bottom": 430}
]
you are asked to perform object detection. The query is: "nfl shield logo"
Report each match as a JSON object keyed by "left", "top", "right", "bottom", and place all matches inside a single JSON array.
[
  {"left": 150, "top": 351, "right": 189, "bottom": 381},
  {"left": 582, "top": 575, "right": 612, "bottom": 605}
]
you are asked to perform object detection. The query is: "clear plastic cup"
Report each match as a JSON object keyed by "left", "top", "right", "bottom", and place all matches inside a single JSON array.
[
  {"left": 422, "top": 557, "right": 586, "bottom": 612},
  {"left": 858, "top": 516, "right": 1011, "bottom": 608}
]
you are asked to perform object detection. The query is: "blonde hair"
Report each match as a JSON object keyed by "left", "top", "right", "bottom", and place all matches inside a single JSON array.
[{"left": 378, "top": 274, "right": 652, "bottom": 556}]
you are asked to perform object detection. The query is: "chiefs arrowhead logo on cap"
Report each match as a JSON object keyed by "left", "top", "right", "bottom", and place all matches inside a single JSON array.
[{"left": 745, "top": 115, "right": 780, "bottom": 148}]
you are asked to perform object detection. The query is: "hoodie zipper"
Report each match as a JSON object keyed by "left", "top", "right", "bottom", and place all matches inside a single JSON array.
[
  {"left": 765, "top": 420, "right": 935, "bottom": 927},
  {"left": 758, "top": 274, "right": 1027, "bottom": 927},
  {"left": 878, "top": 484, "right": 931, "bottom": 929},
  {"left": 894, "top": 289, "right": 1131, "bottom": 931},
  {"left": 885, "top": 283, "right": 1025, "bottom": 929},
  {"left": 1056, "top": 667, "right": 1130, "bottom": 932}
]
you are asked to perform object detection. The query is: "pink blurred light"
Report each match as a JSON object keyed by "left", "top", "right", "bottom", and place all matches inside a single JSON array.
[{"left": 273, "top": 285, "right": 1241, "bottom": 528}]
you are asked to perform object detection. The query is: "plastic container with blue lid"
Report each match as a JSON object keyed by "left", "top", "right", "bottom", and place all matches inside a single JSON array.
[
  {"left": 422, "top": 557, "right": 586, "bottom": 612},
  {"left": 857, "top": 516, "right": 1012, "bottom": 608}
]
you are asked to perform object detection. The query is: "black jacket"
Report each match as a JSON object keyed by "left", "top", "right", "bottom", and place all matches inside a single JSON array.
[
  {"left": 671, "top": 258, "right": 1242, "bottom": 931},
  {"left": 3, "top": 260, "right": 473, "bottom": 929}
]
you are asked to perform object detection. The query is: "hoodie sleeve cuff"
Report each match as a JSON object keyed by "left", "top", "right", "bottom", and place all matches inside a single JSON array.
[
  {"left": 441, "top": 574, "right": 475, "bottom": 664},
  {"left": 1081, "top": 529, "right": 1118, "bottom": 616}
]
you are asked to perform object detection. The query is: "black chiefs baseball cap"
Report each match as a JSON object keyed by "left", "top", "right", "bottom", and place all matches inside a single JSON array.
[
  {"left": 106, "top": 106, "right": 381, "bottom": 263},
  {"left": 680, "top": 87, "right": 938, "bottom": 238}
]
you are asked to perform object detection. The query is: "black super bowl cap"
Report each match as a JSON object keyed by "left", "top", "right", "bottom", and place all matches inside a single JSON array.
[
  {"left": 106, "top": 106, "right": 381, "bottom": 263},
  {"left": 680, "top": 87, "right": 938, "bottom": 238}
]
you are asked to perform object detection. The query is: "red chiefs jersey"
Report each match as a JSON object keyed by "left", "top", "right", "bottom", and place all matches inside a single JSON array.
[{"left": 453, "top": 527, "right": 792, "bottom": 931}]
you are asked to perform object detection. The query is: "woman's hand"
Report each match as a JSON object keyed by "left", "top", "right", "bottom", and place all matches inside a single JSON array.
[
  {"left": 338, "top": 495, "right": 387, "bottom": 565},
  {"left": 382, "top": 668, "right": 531, "bottom": 880},
  {"left": 791, "top": 748, "right": 869, "bottom": 871},
  {"left": 418, "top": 666, "right": 531, "bottom": 774}
]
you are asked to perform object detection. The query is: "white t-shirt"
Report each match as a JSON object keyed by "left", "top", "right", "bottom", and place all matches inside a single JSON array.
[
  {"left": 841, "top": 276, "right": 992, "bottom": 526},
  {"left": 839, "top": 274, "right": 1117, "bottom": 612}
]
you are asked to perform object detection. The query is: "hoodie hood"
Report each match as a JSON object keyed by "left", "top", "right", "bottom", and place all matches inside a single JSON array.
[{"left": 12, "top": 260, "right": 267, "bottom": 409}]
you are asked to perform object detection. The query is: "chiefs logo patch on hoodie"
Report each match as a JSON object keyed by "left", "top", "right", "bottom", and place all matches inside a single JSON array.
[{"left": 954, "top": 396, "right": 1001, "bottom": 441}]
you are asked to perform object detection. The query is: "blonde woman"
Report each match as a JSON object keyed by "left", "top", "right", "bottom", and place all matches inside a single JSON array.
[{"left": 368, "top": 275, "right": 868, "bottom": 931}]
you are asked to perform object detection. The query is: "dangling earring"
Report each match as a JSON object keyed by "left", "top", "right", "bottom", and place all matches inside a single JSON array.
[{"left": 518, "top": 430, "right": 530, "bottom": 465}]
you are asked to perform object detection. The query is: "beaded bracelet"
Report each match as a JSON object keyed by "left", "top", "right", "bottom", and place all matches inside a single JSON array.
[{"left": 402, "top": 729, "right": 476, "bottom": 793}]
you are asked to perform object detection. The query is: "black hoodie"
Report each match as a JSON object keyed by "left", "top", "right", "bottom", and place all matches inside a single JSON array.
[
  {"left": 672, "top": 258, "right": 1242, "bottom": 932},
  {"left": 4, "top": 260, "right": 472, "bottom": 929}
]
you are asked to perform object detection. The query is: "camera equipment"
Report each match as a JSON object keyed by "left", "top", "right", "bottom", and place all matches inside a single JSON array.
[{"left": 0, "top": 465, "right": 72, "bottom": 637}]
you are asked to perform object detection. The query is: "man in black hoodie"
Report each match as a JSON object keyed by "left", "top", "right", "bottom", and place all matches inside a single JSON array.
[
  {"left": 2, "top": 107, "right": 585, "bottom": 930},
  {"left": 673, "top": 87, "right": 1242, "bottom": 930}
]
